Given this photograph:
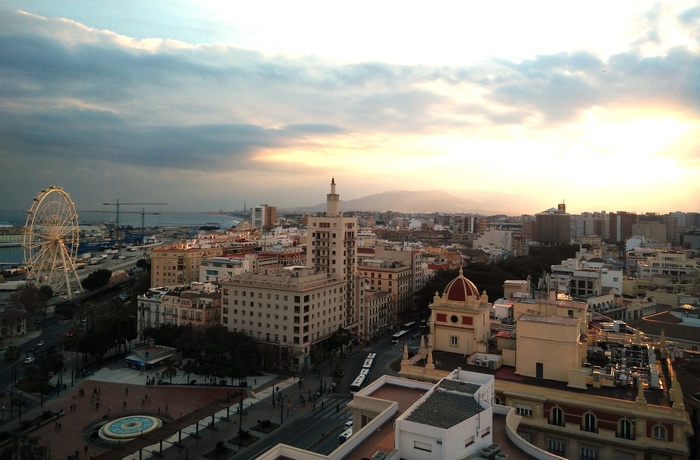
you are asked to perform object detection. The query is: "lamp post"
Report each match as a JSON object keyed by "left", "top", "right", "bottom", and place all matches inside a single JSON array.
[
  {"left": 279, "top": 394, "right": 284, "bottom": 425},
  {"left": 238, "top": 389, "right": 244, "bottom": 451}
]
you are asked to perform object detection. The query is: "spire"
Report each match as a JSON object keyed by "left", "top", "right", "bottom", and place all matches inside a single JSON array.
[{"left": 326, "top": 177, "right": 340, "bottom": 216}]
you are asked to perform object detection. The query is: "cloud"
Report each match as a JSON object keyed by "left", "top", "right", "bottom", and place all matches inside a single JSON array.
[{"left": 1, "top": 7, "right": 700, "bottom": 213}]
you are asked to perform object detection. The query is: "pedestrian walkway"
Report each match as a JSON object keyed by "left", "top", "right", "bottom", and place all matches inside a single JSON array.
[{"left": 0, "top": 359, "right": 337, "bottom": 460}]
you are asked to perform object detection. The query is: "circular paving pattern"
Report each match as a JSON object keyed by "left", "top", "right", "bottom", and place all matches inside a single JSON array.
[{"left": 98, "top": 415, "right": 162, "bottom": 442}]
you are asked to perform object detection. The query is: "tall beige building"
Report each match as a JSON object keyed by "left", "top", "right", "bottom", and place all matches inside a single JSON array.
[
  {"left": 306, "top": 178, "right": 359, "bottom": 333},
  {"left": 150, "top": 242, "right": 224, "bottom": 287},
  {"left": 219, "top": 266, "right": 345, "bottom": 370}
]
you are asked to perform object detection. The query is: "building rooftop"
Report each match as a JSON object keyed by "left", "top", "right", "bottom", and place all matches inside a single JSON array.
[{"left": 405, "top": 380, "right": 485, "bottom": 429}]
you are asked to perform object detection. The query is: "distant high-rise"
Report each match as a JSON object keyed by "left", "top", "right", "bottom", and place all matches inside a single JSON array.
[
  {"left": 535, "top": 204, "right": 571, "bottom": 245},
  {"left": 609, "top": 211, "right": 637, "bottom": 243},
  {"left": 306, "top": 178, "right": 359, "bottom": 332},
  {"left": 251, "top": 204, "right": 277, "bottom": 230}
]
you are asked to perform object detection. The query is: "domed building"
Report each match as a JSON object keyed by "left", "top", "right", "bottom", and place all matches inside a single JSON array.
[{"left": 428, "top": 268, "right": 492, "bottom": 355}]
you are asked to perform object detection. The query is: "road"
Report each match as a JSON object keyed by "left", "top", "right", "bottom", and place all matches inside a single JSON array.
[{"left": 245, "top": 330, "right": 424, "bottom": 458}]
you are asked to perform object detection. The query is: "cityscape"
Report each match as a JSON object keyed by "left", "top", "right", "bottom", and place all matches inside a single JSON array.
[
  {"left": 0, "top": 179, "right": 698, "bottom": 459},
  {"left": 2, "top": 2, "right": 700, "bottom": 459}
]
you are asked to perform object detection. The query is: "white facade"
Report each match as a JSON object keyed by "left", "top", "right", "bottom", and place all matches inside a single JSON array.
[
  {"left": 395, "top": 369, "right": 494, "bottom": 460},
  {"left": 199, "top": 255, "right": 253, "bottom": 283}
]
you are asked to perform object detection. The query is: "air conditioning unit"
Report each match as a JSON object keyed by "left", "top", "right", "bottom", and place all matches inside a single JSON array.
[
  {"left": 488, "top": 360, "right": 497, "bottom": 370},
  {"left": 474, "top": 359, "right": 482, "bottom": 367}
]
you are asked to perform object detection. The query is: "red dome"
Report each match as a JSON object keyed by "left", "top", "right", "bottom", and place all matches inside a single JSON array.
[{"left": 443, "top": 269, "right": 479, "bottom": 302}]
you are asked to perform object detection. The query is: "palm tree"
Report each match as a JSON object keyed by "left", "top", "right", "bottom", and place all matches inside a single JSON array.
[
  {"left": 161, "top": 360, "right": 180, "bottom": 383},
  {"left": 5, "top": 345, "right": 21, "bottom": 363}
]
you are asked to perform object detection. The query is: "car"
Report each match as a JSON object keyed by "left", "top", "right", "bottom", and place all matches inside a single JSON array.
[
  {"left": 344, "top": 420, "right": 353, "bottom": 430},
  {"left": 34, "top": 318, "right": 42, "bottom": 324},
  {"left": 334, "top": 369, "right": 345, "bottom": 377},
  {"left": 66, "top": 332, "right": 74, "bottom": 337},
  {"left": 36, "top": 340, "right": 45, "bottom": 347},
  {"left": 81, "top": 317, "right": 87, "bottom": 322},
  {"left": 24, "top": 356, "right": 35, "bottom": 364},
  {"left": 371, "top": 451, "right": 387, "bottom": 460}
]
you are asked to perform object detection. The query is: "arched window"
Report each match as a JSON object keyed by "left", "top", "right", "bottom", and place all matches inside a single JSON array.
[
  {"left": 617, "top": 418, "right": 634, "bottom": 440},
  {"left": 652, "top": 424, "right": 667, "bottom": 440},
  {"left": 582, "top": 412, "right": 597, "bottom": 433},
  {"left": 493, "top": 395, "right": 501, "bottom": 405},
  {"left": 550, "top": 407, "right": 565, "bottom": 427}
]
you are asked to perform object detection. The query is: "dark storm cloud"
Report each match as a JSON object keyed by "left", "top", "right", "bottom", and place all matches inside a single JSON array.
[
  {"left": 3, "top": 8, "right": 700, "bottom": 172},
  {"left": 0, "top": 106, "right": 348, "bottom": 170}
]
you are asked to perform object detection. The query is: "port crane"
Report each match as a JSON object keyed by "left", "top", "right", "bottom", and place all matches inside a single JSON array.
[{"left": 101, "top": 201, "right": 167, "bottom": 243}]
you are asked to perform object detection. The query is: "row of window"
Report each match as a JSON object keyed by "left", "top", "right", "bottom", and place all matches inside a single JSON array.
[{"left": 547, "top": 406, "right": 668, "bottom": 440}]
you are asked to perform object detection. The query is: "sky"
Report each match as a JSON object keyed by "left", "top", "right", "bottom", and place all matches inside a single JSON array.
[{"left": 1, "top": 1, "right": 700, "bottom": 216}]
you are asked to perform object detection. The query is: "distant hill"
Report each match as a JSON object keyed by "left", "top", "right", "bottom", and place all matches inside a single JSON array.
[{"left": 284, "top": 190, "right": 518, "bottom": 215}]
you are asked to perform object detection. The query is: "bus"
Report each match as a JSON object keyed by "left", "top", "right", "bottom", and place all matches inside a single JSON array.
[
  {"left": 403, "top": 321, "right": 417, "bottom": 330},
  {"left": 350, "top": 374, "right": 366, "bottom": 394},
  {"left": 362, "top": 352, "right": 376, "bottom": 373},
  {"left": 391, "top": 330, "right": 410, "bottom": 343}
]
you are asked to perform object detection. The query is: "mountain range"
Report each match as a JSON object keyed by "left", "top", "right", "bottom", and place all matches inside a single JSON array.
[{"left": 284, "top": 190, "right": 522, "bottom": 215}]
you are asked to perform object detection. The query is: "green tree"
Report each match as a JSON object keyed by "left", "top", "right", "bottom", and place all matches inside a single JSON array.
[
  {"left": 8, "top": 285, "right": 47, "bottom": 317},
  {"left": 81, "top": 268, "right": 112, "bottom": 291},
  {"left": 4, "top": 344, "right": 21, "bottom": 363},
  {"left": 161, "top": 359, "right": 180, "bottom": 383},
  {"left": 0, "top": 435, "right": 48, "bottom": 460}
]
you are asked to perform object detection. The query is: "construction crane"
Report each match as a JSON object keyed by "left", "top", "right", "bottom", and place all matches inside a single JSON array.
[{"left": 101, "top": 200, "right": 167, "bottom": 243}]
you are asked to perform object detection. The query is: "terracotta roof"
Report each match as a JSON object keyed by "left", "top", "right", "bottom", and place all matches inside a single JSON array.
[{"left": 443, "top": 268, "right": 479, "bottom": 301}]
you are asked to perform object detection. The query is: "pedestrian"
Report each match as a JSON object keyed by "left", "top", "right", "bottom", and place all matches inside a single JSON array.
[
  {"left": 96, "top": 402, "right": 99, "bottom": 410},
  {"left": 123, "top": 401, "right": 126, "bottom": 409},
  {"left": 321, "top": 401, "right": 324, "bottom": 409},
  {"left": 165, "top": 403, "right": 168, "bottom": 411},
  {"left": 58, "top": 423, "right": 62, "bottom": 430},
  {"left": 125, "top": 387, "right": 128, "bottom": 396},
  {"left": 84, "top": 445, "right": 88, "bottom": 456}
]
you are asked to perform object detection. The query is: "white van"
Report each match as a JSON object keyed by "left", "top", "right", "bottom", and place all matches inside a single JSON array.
[{"left": 338, "top": 428, "right": 353, "bottom": 444}]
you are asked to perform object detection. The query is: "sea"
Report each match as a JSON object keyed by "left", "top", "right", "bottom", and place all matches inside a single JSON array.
[{"left": 0, "top": 209, "right": 242, "bottom": 267}]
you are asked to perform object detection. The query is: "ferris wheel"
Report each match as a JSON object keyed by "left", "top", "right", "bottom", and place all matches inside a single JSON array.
[{"left": 23, "top": 186, "right": 84, "bottom": 298}]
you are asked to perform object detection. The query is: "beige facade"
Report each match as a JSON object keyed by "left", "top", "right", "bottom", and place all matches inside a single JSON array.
[
  {"left": 401, "top": 272, "right": 693, "bottom": 460},
  {"left": 363, "top": 289, "right": 392, "bottom": 340},
  {"left": 151, "top": 242, "right": 224, "bottom": 287},
  {"left": 358, "top": 259, "right": 413, "bottom": 325},
  {"left": 306, "top": 179, "right": 359, "bottom": 333},
  {"left": 515, "top": 314, "right": 585, "bottom": 382},
  {"left": 428, "top": 269, "right": 491, "bottom": 356},
  {"left": 219, "top": 266, "right": 345, "bottom": 370}
]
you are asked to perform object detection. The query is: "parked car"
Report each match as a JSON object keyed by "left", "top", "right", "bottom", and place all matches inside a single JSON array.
[
  {"left": 371, "top": 451, "right": 387, "bottom": 460},
  {"left": 36, "top": 340, "right": 45, "bottom": 347},
  {"left": 24, "top": 356, "right": 35, "bottom": 364}
]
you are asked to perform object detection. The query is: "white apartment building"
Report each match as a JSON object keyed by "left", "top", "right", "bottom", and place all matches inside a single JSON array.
[
  {"left": 136, "top": 284, "right": 221, "bottom": 342},
  {"left": 637, "top": 250, "right": 699, "bottom": 278},
  {"left": 219, "top": 266, "right": 345, "bottom": 371},
  {"left": 251, "top": 204, "right": 277, "bottom": 230},
  {"left": 306, "top": 178, "right": 360, "bottom": 333}
]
